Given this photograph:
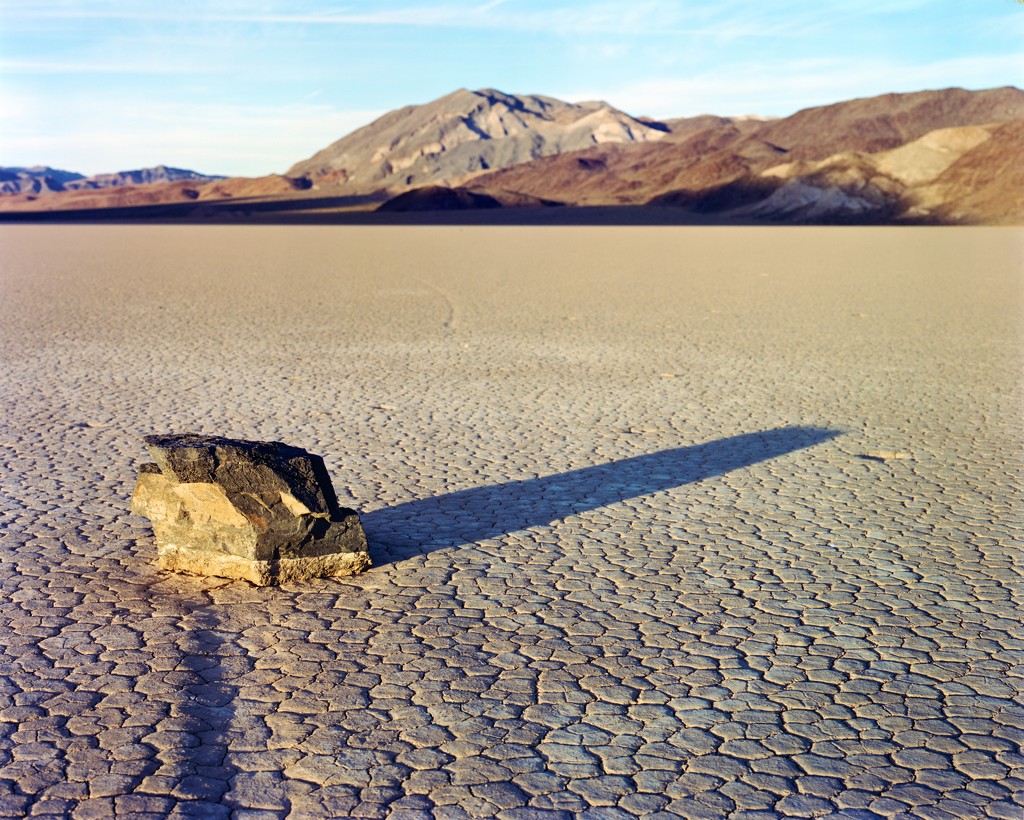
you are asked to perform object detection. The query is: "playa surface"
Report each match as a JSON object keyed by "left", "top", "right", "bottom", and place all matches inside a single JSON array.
[{"left": 0, "top": 225, "right": 1021, "bottom": 818}]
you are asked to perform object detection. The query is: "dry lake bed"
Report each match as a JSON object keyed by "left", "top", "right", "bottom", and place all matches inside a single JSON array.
[{"left": 0, "top": 225, "right": 1021, "bottom": 819}]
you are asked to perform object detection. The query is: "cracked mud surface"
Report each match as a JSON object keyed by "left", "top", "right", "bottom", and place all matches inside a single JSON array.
[{"left": 0, "top": 225, "right": 1021, "bottom": 818}]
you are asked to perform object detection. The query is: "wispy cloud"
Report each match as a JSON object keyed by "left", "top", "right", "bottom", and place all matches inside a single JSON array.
[
  {"left": 565, "top": 52, "right": 1024, "bottom": 118},
  {"left": 0, "top": 59, "right": 220, "bottom": 74},
  {"left": 0, "top": 0, "right": 509, "bottom": 26},
  {"left": 0, "top": 0, "right": 867, "bottom": 38},
  {"left": 3, "top": 0, "right": 1017, "bottom": 177}
]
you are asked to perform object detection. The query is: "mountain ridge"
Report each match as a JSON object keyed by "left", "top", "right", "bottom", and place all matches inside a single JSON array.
[
  {"left": 465, "top": 85, "right": 1024, "bottom": 223},
  {"left": 0, "top": 164, "right": 226, "bottom": 196},
  {"left": 2, "top": 85, "right": 1021, "bottom": 224},
  {"left": 0, "top": 166, "right": 86, "bottom": 195}
]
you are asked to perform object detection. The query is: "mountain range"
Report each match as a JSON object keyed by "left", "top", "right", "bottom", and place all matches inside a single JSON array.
[
  {"left": 461, "top": 86, "right": 1024, "bottom": 223},
  {"left": 0, "top": 165, "right": 226, "bottom": 196},
  {"left": 2, "top": 86, "right": 1022, "bottom": 224}
]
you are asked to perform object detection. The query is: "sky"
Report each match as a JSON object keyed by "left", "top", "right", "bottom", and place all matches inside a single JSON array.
[{"left": 1, "top": 0, "right": 1022, "bottom": 177}]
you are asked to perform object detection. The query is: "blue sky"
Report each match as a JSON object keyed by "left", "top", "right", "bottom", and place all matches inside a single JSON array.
[{"left": 2, "top": 0, "right": 1021, "bottom": 177}]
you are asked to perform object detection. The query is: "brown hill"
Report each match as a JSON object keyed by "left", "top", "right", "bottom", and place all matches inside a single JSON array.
[
  {"left": 659, "top": 115, "right": 772, "bottom": 142},
  {"left": 467, "top": 86, "right": 1024, "bottom": 223},
  {"left": 377, "top": 186, "right": 501, "bottom": 212},
  {"left": 646, "top": 119, "right": 1024, "bottom": 224},
  {"left": 753, "top": 86, "right": 1024, "bottom": 161},
  {"left": 466, "top": 119, "right": 788, "bottom": 205},
  {"left": 196, "top": 175, "right": 312, "bottom": 199},
  {"left": 920, "top": 118, "right": 1024, "bottom": 225},
  {"left": 377, "top": 185, "right": 562, "bottom": 212}
]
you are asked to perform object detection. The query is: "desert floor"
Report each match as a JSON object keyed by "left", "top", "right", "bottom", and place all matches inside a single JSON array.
[{"left": 0, "top": 225, "right": 1021, "bottom": 819}]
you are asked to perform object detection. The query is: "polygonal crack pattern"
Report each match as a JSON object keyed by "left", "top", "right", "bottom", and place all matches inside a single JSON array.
[{"left": 0, "top": 226, "right": 1020, "bottom": 818}]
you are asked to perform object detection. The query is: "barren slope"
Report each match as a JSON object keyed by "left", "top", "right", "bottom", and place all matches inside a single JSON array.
[
  {"left": 471, "top": 87, "right": 1024, "bottom": 208},
  {"left": 469, "top": 119, "right": 786, "bottom": 206},
  {"left": 754, "top": 86, "right": 1024, "bottom": 161},
  {"left": 921, "top": 118, "right": 1024, "bottom": 225},
  {"left": 692, "top": 119, "right": 1024, "bottom": 224},
  {"left": 286, "top": 88, "right": 667, "bottom": 193}
]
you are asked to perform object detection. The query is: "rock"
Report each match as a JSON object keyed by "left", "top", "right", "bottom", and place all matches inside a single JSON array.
[{"left": 130, "top": 433, "right": 370, "bottom": 585}]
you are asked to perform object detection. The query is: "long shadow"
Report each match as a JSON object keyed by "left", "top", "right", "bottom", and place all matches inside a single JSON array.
[
  {"left": 0, "top": 200, "right": 749, "bottom": 225},
  {"left": 363, "top": 426, "right": 840, "bottom": 564},
  {"left": 0, "top": 201, "right": 939, "bottom": 226},
  {"left": 0, "top": 192, "right": 384, "bottom": 223}
]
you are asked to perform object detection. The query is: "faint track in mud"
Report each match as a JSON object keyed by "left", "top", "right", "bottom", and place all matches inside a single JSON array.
[{"left": 415, "top": 278, "right": 458, "bottom": 332}]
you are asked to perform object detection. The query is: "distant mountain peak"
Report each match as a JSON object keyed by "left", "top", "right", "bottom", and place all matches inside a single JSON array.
[
  {"left": 286, "top": 87, "right": 667, "bottom": 193},
  {"left": 0, "top": 166, "right": 87, "bottom": 195},
  {"left": 72, "top": 166, "right": 227, "bottom": 189}
]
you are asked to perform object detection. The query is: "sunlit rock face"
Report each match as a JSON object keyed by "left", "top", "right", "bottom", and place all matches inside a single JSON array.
[{"left": 131, "top": 434, "right": 370, "bottom": 586}]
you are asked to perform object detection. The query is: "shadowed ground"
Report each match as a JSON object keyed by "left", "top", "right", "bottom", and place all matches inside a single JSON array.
[
  {"left": 367, "top": 427, "right": 840, "bottom": 562},
  {"left": 0, "top": 198, "right": 771, "bottom": 225}
]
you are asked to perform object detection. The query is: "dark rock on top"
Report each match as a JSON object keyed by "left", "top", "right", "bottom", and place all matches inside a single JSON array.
[{"left": 131, "top": 434, "right": 370, "bottom": 586}]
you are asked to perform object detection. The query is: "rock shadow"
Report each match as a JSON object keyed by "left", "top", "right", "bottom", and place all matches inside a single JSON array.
[{"left": 363, "top": 426, "right": 840, "bottom": 563}]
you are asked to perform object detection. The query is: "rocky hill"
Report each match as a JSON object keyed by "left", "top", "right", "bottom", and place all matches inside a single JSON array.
[{"left": 286, "top": 87, "right": 667, "bottom": 193}]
